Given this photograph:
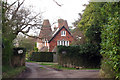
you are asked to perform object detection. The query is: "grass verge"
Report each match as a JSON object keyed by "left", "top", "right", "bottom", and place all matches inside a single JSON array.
[
  {"left": 2, "top": 66, "right": 26, "bottom": 78},
  {"left": 39, "top": 62, "right": 100, "bottom": 70}
]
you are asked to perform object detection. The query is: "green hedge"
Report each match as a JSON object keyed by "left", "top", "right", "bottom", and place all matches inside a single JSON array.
[
  {"left": 29, "top": 52, "right": 54, "bottom": 62},
  {"left": 57, "top": 43, "right": 102, "bottom": 68},
  {"left": 100, "top": 2, "right": 120, "bottom": 79}
]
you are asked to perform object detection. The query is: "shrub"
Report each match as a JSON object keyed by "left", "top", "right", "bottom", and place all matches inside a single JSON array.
[
  {"left": 29, "top": 52, "right": 54, "bottom": 62},
  {"left": 57, "top": 43, "right": 102, "bottom": 68},
  {"left": 2, "top": 38, "right": 13, "bottom": 66}
]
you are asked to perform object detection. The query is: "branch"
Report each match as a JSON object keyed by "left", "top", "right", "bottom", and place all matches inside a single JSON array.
[
  {"left": 53, "top": 0, "right": 63, "bottom": 7},
  {"left": 11, "top": 0, "right": 25, "bottom": 20},
  {"left": 23, "top": 33, "right": 42, "bottom": 39},
  {"left": 20, "top": 13, "right": 41, "bottom": 30},
  {"left": 5, "top": 0, "right": 18, "bottom": 10}
]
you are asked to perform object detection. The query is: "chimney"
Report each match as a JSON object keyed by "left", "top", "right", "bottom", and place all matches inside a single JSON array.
[
  {"left": 63, "top": 20, "right": 69, "bottom": 29},
  {"left": 43, "top": 19, "right": 51, "bottom": 27},
  {"left": 58, "top": 19, "right": 64, "bottom": 28},
  {"left": 58, "top": 19, "right": 69, "bottom": 29}
]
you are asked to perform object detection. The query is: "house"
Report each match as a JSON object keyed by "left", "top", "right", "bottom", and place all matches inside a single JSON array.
[{"left": 37, "top": 19, "right": 75, "bottom": 52}]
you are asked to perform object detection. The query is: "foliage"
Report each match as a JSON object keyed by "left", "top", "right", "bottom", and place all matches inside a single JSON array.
[
  {"left": 75, "top": 2, "right": 120, "bottom": 78},
  {"left": 100, "top": 2, "right": 120, "bottom": 79},
  {"left": 34, "top": 47, "right": 38, "bottom": 52},
  {"left": 34, "top": 42, "right": 38, "bottom": 52},
  {"left": 2, "top": 0, "right": 41, "bottom": 67},
  {"left": 14, "top": 35, "right": 36, "bottom": 52},
  {"left": 78, "top": 2, "right": 106, "bottom": 44},
  {"left": 57, "top": 43, "right": 101, "bottom": 68},
  {"left": 85, "top": 25, "right": 101, "bottom": 44},
  {"left": 2, "top": 38, "right": 13, "bottom": 66},
  {"left": 2, "top": 66, "right": 26, "bottom": 78},
  {"left": 29, "top": 52, "right": 54, "bottom": 62}
]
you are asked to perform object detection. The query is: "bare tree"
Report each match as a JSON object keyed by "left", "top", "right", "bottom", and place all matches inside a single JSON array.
[{"left": 3, "top": 0, "right": 42, "bottom": 39}]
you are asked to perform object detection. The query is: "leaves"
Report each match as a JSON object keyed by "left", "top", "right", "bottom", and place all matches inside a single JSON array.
[{"left": 100, "top": 2, "right": 120, "bottom": 79}]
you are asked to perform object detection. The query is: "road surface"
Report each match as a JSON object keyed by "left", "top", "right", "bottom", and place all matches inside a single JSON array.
[{"left": 17, "top": 62, "right": 99, "bottom": 78}]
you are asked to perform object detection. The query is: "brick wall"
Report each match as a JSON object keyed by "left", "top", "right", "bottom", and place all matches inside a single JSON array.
[{"left": 49, "top": 28, "right": 74, "bottom": 52}]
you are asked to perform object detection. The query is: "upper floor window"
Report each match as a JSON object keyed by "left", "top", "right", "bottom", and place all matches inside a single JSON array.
[{"left": 61, "top": 31, "right": 66, "bottom": 36}]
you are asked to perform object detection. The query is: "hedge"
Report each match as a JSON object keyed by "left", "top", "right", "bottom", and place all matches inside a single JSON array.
[
  {"left": 29, "top": 52, "right": 54, "bottom": 62},
  {"left": 100, "top": 2, "right": 120, "bottom": 79},
  {"left": 57, "top": 43, "right": 102, "bottom": 68}
]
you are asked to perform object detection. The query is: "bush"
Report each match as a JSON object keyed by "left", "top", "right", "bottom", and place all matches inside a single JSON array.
[
  {"left": 29, "top": 52, "right": 54, "bottom": 62},
  {"left": 57, "top": 43, "right": 102, "bottom": 68},
  {"left": 2, "top": 38, "right": 13, "bottom": 66},
  {"left": 100, "top": 2, "right": 120, "bottom": 79}
]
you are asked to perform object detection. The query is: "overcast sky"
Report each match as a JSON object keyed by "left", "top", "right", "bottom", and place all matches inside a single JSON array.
[
  {"left": 9, "top": 0, "right": 89, "bottom": 27},
  {"left": 7, "top": 0, "right": 89, "bottom": 36}
]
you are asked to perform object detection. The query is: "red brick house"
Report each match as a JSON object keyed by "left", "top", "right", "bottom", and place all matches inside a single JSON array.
[{"left": 37, "top": 19, "right": 74, "bottom": 52}]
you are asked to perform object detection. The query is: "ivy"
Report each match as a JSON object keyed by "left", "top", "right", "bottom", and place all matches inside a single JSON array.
[{"left": 100, "top": 2, "right": 120, "bottom": 79}]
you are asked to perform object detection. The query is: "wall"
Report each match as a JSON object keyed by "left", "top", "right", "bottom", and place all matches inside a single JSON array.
[
  {"left": 11, "top": 48, "right": 26, "bottom": 67},
  {"left": 49, "top": 28, "right": 74, "bottom": 52}
]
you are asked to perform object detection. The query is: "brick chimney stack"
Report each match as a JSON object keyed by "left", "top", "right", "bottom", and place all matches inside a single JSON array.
[
  {"left": 58, "top": 19, "right": 69, "bottom": 29},
  {"left": 63, "top": 20, "right": 69, "bottom": 29},
  {"left": 58, "top": 19, "right": 64, "bottom": 28}
]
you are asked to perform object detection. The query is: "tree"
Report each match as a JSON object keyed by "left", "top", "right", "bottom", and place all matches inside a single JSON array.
[
  {"left": 2, "top": 0, "right": 42, "bottom": 42},
  {"left": 2, "top": 0, "right": 42, "bottom": 66},
  {"left": 72, "top": 13, "right": 82, "bottom": 28},
  {"left": 77, "top": 2, "right": 120, "bottom": 79},
  {"left": 78, "top": 2, "right": 106, "bottom": 44},
  {"left": 13, "top": 34, "right": 35, "bottom": 52}
]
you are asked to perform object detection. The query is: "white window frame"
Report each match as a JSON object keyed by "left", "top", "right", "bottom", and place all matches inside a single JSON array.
[
  {"left": 57, "top": 40, "right": 69, "bottom": 46},
  {"left": 61, "top": 31, "right": 66, "bottom": 36},
  {"left": 67, "top": 41, "right": 69, "bottom": 46}
]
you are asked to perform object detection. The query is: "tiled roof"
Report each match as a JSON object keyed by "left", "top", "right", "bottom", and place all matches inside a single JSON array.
[
  {"left": 39, "top": 20, "right": 52, "bottom": 41},
  {"left": 48, "top": 26, "right": 73, "bottom": 43},
  {"left": 40, "top": 46, "right": 48, "bottom": 52}
]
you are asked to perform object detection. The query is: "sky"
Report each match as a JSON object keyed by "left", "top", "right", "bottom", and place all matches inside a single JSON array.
[
  {"left": 7, "top": 0, "right": 89, "bottom": 35},
  {"left": 24, "top": 0, "right": 89, "bottom": 27},
  {"left": 9, "top": 0, "right": 89, "bottom": 28}
]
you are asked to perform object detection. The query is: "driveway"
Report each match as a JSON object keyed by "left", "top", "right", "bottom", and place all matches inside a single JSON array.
[{"left": 17, "top": 62, "right": 99, "bottom": 78}]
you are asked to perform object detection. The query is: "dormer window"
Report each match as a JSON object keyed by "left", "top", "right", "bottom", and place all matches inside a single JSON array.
[{"left": 61, "top": 31, "right": 66, "bottom": 36}]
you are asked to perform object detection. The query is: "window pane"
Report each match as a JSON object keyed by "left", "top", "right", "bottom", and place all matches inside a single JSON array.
[
  {"left": 61, "top": 31, "right": 66, "bottom": 36},
  {"left": 64, "top": 41, "right": 65, "bottom": 46}
]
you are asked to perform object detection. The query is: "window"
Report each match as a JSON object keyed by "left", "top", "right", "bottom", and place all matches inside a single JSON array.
[
  {"left": 57, "top": 41, "right": 60, "bottom": 45},
  {"left": 61, "top": 31, "right": 66, "bottom": 36},
  {"left": 57, "top": 40, "right": 69, "bottom": 46}
]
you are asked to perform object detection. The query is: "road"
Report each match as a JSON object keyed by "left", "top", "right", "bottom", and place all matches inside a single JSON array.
[{"left": 17, "top": 62, "right": 99, "bottom": 78}]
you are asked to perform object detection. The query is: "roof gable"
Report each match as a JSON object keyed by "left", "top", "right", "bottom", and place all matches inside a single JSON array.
[{"left": 48, "top": 26, "right": 73, "bottom": 43}]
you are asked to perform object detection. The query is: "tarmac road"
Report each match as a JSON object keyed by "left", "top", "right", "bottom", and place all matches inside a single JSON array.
[{"left": 17, "top": 62, "right": 99, "bottom": 78}]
